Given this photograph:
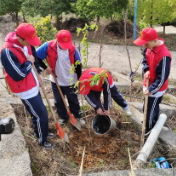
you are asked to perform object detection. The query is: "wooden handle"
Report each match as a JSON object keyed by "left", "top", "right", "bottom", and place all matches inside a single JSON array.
[
  {"left": 53, "top": 76, "right": 70, "bottom": 112},
  {"left": 32, "top": 64, "right": 57, "bottom": 122},
  {"left": 140, "top": 78, "right": 149, "bottom": 148}
]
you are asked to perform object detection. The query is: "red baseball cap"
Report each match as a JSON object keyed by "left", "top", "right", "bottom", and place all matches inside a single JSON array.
[
  {"left": 134, "top": 28, "right": 158, "bottom": 46},
  {"left": 79, "top": 79, "right": 91, "bottom": 95},
  {"left": 56, "top": 30, "right": 73, "bottom": 49},
  {"left": 16, "top": 23, "right": 41, "bottom": 46}
]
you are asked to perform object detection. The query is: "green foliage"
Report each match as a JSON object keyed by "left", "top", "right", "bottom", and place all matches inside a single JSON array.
[
  {"left": 77, "top": 23, "right": 98, "bottom": 67},
  {"left": 139, "top": 21, "right": 147, "bottom": 30},
  {"left": 76, "top": 0, "right": 129, "bottom": 22},
  {"left": 67, "top": 157, "right": 77, "bottom": 168},
  {"left": 74, "top": 70, "right": 108, "bottom": 94},
  {"left": 21, "top": 0, "right": 76, "bottom": 20},
  {"left": 33, "top": 16, "right": 57, "bottom": 44},
  {"left": 147, "top": 162, "right": 156, "bottom": 168},
  {"left": 96, "top": 159, "right": 104, "bottom": 166},
  {"left": 32, "top": 162, "right": 38, "bottom": 172},
  {"left": 0, "top": 0, "right": 22, "bottom": 15},
  {"left": 129, "top": 0, "right": 176, "bottom": 27},
  {"left": 174, "top": 127, "right": 176, "bottom": 133}
]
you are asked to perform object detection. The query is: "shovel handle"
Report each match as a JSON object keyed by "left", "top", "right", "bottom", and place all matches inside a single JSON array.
[
  {"left": 32, "top": 65, "right": 57, "bottom": 122},
  {"left": 140, "top": 78, "right": 149, "bottom": 148},
  {"left": 45, "top": 61, "right": 81, "bottom": 131},
  {"left": 53, "top": 76, "right": 70, "bottom": 113},
  {"left": 32, "top": 65, "right": 69, "bottom": 142}
]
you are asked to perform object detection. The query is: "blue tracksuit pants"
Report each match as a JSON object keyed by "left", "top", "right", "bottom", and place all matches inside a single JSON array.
[
  {"left": 51, "top": 82, "right": 81, "bottom": 120},
  {"left": 143, "top": 96, "right": 163, "bottom": 130},
  {"left": 85, "top": 85, "right": 128, "bottom": 111},
  {"left": 21, "top": 92, "right": 48, "bottom": 144}
]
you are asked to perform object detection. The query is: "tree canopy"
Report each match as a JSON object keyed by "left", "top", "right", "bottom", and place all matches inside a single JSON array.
[
  {"left": 21, "top": 0, "right": 76, "bottom": 18},
  {"left": 0, "top": 0, "right": 22, "bottom": 24},
  {"left": 135, "top": 0, "right": 176, "bottom": 27},
  {"left": 75, "top": 0, "right": 129, "bottom": 22}
]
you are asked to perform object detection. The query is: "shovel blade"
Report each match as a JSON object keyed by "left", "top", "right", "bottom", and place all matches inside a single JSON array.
[
  {"left": 55, "top": 122, "right": 69, "bottom": 143},
  {"left": 68, "top": 111, "right": 81, "bottom": 131}
]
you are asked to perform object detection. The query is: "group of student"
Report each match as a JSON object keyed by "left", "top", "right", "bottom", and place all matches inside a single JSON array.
[{"left": 0, "top": 23, "right": 171, "bottom": 150}]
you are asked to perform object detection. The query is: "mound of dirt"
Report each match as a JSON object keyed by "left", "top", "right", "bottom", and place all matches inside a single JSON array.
[
  {"left": 105, "top": 20, "right": 140, "bottom": 38},
  {"left": 61, "top": 18, "right": 89, "bottom": 32}
]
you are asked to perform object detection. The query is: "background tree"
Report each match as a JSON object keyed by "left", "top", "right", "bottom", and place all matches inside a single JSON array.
[
  {"left": 21, "top": 0, "right": 77, "bottom": 29},
  {"left": 0, "top": 0, "right": 23, "bottom": 25},
  {"left": 75, "top": 0, "right": 129, "bottom": 23},
  {"left": 135, "top": 0, "right": 176, "bottom": 35}
]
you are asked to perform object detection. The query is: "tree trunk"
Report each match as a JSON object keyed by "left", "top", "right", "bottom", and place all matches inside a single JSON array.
[
  {"left": 22, "top": 10, "right": 27, "bottom": 22},
  {"left": 10, "top": 12, "right": 19, "bottom": 26},
  {"left": 54, "top": 15, "right": 62, "bottom": 30},
  {"left": 15, "top": 12, "right": 19, "bottom": 26},
  {"left": 10, "top": 13, "right": 16, "bottom": 22},
  {"left": 163, "top": 25, "right": 165, "bottom": 36},
  {"left": 150, "top": 0, "right": 153, "bottom": 27},
  {"left": 97, "top": 16, "right": 100, "bottom": 24},
  {"left": 113, "top": 14, "right": 116, "bottom": 21}
]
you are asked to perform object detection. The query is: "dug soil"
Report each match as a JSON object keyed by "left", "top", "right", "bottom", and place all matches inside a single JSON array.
[
  {"left": 13, "top": 103, "right": 141, "bottom": 175},
  {"left": 11, "top": 79, "right": 176, "bottom": 175}
]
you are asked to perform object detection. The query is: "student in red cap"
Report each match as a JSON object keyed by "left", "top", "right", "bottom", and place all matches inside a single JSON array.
[
  {"left": 134, "top": 28, "right": 172, "bottom": 134},
  {"left": 0, "top": 23, "right": 53, "bottom": 150},
  {"left": 37, "top": 30, "right": 85, "bottom": 124},
  {"left": 79, "top": 67, "right": 132, "bottom": 116}
]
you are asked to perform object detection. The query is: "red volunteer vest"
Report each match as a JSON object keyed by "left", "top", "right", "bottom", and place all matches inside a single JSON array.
[
  {"left": 81, "top": 67, "right": 113, "bottom": 92},
  {"left": 1, "top": 43, "right": 36, "bottom": 93},
  {"left": 47, "top": 40, "right": 76, "bottom": 74},
  {"left": 144, "top": 39, "right": 172, "bottom": 91}
]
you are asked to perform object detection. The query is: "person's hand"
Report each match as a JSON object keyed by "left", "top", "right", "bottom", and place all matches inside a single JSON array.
[
  {"left": 144, "top": 71, "right": 150, "bottom": 79},
  {"left": 46, "top": 66, "right": 56, "bottom": 77},
  {"left": 26, "top": 55, "right": 35, "bottom": 64},
  {"left": 96, "top": 108, "right": 104, "bottom": 115},
  {"left": 144, "top": 89, "right": 151, "bottom": 96},
  {"left": 38, "top": 74, "right": 43, "bottom": 86},
  {"left": 104, "top": 110, "right": 110, "bottom": 116}
]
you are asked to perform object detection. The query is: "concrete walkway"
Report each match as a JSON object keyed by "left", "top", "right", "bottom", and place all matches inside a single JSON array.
[{"left": 154, "top": 25, "right": 176, "bottom": 34}]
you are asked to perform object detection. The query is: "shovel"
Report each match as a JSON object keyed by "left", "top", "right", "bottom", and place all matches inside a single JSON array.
[
  {"left": 140, "top": 78, "right": 149, "bottom": 148},
  {"left": 32, "top": 64, "right": 69, "bottom": 143},
  {"left": 52, "top": 76, "right": 81, "bottom": 131}
]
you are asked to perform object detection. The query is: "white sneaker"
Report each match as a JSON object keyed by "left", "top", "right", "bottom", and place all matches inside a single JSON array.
[
  {"left": 58, "top": 119, "right": 68, "bottom": 124},
  {"left": 77, "top": 118, "right": 86, "bottom": 125},
  {"left": 124, "top": 108, "right": 132, "bottom": 116}
]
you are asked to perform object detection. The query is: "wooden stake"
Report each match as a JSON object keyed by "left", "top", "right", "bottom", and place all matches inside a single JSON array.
[
  {"left": 78, "top": 146, "right": 86, "bottom": 176},
  {"left": 140, "top": 78, "right": 149, "bottom": 148},
  {"left": 32, "top": 64, "right": 69, "bottom": 142}
]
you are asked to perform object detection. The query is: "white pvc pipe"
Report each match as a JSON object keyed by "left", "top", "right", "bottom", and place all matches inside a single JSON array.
[{"left": 136, "top": 114, "right": 167, "bottom": 165}]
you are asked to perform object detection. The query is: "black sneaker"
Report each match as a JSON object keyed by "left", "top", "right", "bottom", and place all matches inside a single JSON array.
[{"left": 39, "top": 141, "right": 53, "bottom": 150}]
